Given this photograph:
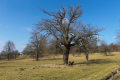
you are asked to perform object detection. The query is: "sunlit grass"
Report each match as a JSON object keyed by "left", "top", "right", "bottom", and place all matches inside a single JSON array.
[{"left": 0, "top": 52, "right": 120, "bottom": 80}]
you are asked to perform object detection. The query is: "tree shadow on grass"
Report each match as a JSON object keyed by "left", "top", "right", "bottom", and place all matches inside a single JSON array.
[
  {"left": 0, "top": 61, "right": 15, "bottom": 65},
  {"left": 32, "top": 58, "right": 63, "bottom": 61},
  {"left": 0, "top": 66, "right": 14, "bottom": 68},
  {"left": 100, "top": 53, "right": 115, "bottom": 56},
  {"left": 75, "top": 56, "right": 82, "bottom": 57},
  {"left": 107, "top": 54, "right": 115, "bottom": 56},
  {"left": 16, "top": 57, "right": 28, "bottom": 60},
  {"left": 74, "top": 59, "right": 113, "bottom": 65}
]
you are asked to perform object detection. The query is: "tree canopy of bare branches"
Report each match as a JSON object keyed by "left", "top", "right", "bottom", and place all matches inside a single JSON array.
[
  {"left": 3, "top": 41, "right": 16, "bottom": 60},
  {"left": 99, "top": 40, "right": 111, "bottom": 56},
  {"left": 29, "top": 29, "right": 47, "bottom": 60},
  {"left": 35, "top": 3, "right": 103, "bottom": 64}
]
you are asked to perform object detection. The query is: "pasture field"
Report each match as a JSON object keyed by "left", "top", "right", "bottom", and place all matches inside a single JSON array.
[{"left": 0, "top": 52, "right": 120, "bottom": 80}]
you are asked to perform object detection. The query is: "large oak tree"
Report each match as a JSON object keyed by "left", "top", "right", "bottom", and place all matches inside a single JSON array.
[{"left": 35, "top": 3, "right": 103, "bottom": 64}]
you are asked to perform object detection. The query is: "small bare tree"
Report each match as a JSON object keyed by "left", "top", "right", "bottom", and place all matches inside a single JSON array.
[
  {"left": 74, "top": 24, "right": 99, "bottom": 61},
  {"left": 48, "top": 39, "right": 63, "bottom": 58},
  {"left": 35, "top": 3, "right": 103, "bottom": 64},
  {"left": 115, "top": 20, "right": 120, "bottom": 45},
  {"left": 22, "top": 43, "right": 34, "bottom": 56},
  {"left": 3, "top": 41, "right": 16, "bottom": 60},
  {"left": 109, "top": 43, "right": 114, "bottom": 52},
  {"left": 0, "top": 50, "right": 7, "bottom": 59},
  {"left": 99, "top": 40, "right": 110, "bottom": 56},
  {"left": 29, "top": 30, "right": 46, "bottom": 61},
  {"left": 13, "top": 50, "right": 20, "bottom": 59}
]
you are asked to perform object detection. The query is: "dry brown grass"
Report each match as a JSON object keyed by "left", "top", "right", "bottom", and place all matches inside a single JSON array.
[{"left": 0, "top": 52, "right": 120, "bottom": 80}]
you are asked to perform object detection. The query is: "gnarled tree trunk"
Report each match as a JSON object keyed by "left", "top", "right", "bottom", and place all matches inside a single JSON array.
[
  {"left": 83, "top": 45, "right": 89, "bottom": 61},
  {"left": 63, "top": 46, "right": 70, "bottom": 64}
]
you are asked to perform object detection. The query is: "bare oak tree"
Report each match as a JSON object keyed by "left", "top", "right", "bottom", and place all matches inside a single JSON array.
[
  {"left": 3, "top": 41, "right": 16, "bottom": 60},
  {"left": 29, "top": 30, "right": 46, "bottom": 61},
  {"left": 35, "top": 3, "right": 103, "bottom": 64},
  {"left": 0, "top": 50, "right": 7, "bottom": 59},
  {"left": 77, "top": 25, "right": 99, "bottom": 61},
  {"left": 22, "top": 43, "right": 34, "bottom": 56},
  {"left": 48, "top": 39, "right": 63, "bottom": 58},
  {"left": 79, "top": 37, "right": 95, "bottom": 61},
  {"left": 115, "top": 20, "right": 120, "bottom": 46},
  {"left": 99, "top": 40, "right": 110, "bottom": 56}
]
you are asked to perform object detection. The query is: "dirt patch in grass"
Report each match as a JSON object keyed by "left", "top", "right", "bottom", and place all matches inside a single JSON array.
[{"left": 41, "top": 64, "right": 67, "bottom": 68}]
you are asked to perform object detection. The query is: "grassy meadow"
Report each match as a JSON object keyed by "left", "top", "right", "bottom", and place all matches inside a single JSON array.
[{"left": 0, "top": 52, "right": 120, "bottom": 80}]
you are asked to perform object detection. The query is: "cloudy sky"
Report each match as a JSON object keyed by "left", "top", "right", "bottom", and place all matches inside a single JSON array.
[{"left": 0, "top": 0, "right": 120, "bottom": 53}]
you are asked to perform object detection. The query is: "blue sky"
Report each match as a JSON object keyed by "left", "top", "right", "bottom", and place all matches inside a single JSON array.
[{"left": 0, "top": 0, "right": 120, "bottom": 53}]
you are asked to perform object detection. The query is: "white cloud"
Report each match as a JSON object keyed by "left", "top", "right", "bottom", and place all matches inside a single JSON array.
[
  {"left": 26, "top": 27, "right": 32, "bottom": 31},
  {"left": 95, "top": 35, "right": 109, "bottom": 38},
  {"left": 62, "top": 18, "right": 69, "bottom": 24},
  {"left": 95, "top": 35, "right": 100, "bottom": 38},
  {"left": 113, "top": 37, "right": 116, "bottom": 39},
  {"left": 22, "top": 27, "right": 32, "bottom": 31}
]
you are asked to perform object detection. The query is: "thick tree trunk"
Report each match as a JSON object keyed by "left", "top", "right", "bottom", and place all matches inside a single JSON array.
[
  {"left": 85, "top": 52, "right": 89, "bottom": 61},
  {"left": 83, "top": 46, "right": 89, "bottom": 61},
  {"left": 36, "top": 51, "right": 39, "bottom": 61},
  {"left": 63, "top": 46, "right": 70, "bottom": 64}
]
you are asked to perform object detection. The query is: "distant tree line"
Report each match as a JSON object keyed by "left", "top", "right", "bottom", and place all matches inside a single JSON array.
[
  {"left": 70, "top": 41, "right": 120, "bottom": 57},
  {"left": 0, "top": 39, "right": 120, "bottom": 61}
]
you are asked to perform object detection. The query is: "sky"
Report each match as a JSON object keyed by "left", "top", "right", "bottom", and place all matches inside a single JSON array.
[{"left": 0, "top": 0, "right": 120, "bottom": 53}]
